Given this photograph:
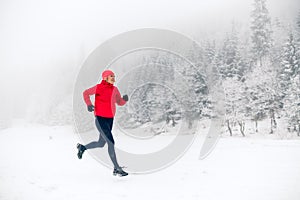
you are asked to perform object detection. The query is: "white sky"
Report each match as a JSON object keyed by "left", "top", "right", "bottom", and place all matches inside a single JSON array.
[{"left": 0, "top": 0, "right": 299, "bottom": 84}]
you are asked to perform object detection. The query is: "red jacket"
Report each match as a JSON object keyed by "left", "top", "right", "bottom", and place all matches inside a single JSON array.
[{"left": 83, "top": 80, "right": 126, "bottom": 118}]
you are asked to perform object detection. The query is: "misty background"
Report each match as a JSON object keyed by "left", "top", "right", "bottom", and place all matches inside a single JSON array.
[{"left": 0, "top": 0, "right": 299, "bottom": 136}]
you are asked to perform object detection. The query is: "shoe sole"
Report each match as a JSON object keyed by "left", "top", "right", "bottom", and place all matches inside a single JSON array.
[
  {"left": 113, "top": 172, "right": 128, "bottom": 177},
  {"left": 113, "top": 174, "right": 128, "bottom": 177},
  {"left": 77, "top": 144, "right": 83, "bottom": 159}
]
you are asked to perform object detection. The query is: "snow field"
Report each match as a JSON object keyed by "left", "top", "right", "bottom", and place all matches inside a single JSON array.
[{"left": 0, "top": 121, "right": 300, "bottom": 200}]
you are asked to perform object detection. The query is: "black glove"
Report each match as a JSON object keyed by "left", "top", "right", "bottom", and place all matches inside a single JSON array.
[
  {"left": 87, "top": 105, "right": 94, "bottom": 112},
  {"left": 122, "top": 95, "right": 129, "bottom": 102}
]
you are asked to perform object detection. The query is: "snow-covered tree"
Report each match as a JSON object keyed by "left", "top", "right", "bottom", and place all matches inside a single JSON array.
[
  {"left": 278, "top": 28, "right": 300, "bottom": 135},
  {"left": 271, "top": 18, "right": 288, "bottom": 69},
  {"left": 279, "top": 30, "right": 299, "bottom": 95},
  {"left": 244, "top": 58, "right": 280, "bottom": 134},
  {"left": 217, "top": 25, "right": 246, "bottom": 80},
  {"left": 283, "top": 75, "right": 300, "bottom": 135},
  {"left": 223, "top": 77, "right": 247, "bottom": 136},
  {"left": 250, "top": 0, "right": 273, "bottom": 66},
  {"left": 204, "top": 40, "right": 217, "bottom": 65}
]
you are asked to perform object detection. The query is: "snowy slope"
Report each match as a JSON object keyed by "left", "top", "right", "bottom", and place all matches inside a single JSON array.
[{"left": 0, "top": 121, "right": 300, "bottom": 200}]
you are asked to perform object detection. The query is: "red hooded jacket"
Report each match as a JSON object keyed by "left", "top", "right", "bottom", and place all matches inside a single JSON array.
[{"left": 83, "top": 80, "right": 126, "bottom": 118}]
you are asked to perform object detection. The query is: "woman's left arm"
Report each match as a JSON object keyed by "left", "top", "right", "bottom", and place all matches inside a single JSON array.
[{"left": 114, "top": 87, "right": 127, "bottom": 106}]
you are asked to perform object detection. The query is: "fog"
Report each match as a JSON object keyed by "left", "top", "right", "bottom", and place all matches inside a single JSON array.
[{"left": 0, "top": 0, "right": 299, "bottom": 122}]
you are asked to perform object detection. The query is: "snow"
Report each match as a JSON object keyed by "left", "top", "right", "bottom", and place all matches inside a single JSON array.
[{"left": 1, "top": 120, "right": 300, "bottom": 200}]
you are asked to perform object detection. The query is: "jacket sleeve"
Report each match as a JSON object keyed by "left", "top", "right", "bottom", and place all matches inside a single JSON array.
[
  {"left": 83, "top": 85, "right": 97, "bottom": 106},
  {"left": 114, "top": 87, "right": 126, "bottom": 106}
]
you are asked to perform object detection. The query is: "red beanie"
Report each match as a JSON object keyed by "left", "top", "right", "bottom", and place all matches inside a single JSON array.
[{"left": 102, "top": 70, "right": 114, "bottom": 79}]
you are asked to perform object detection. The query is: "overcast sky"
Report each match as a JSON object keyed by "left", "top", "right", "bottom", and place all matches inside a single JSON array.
[{"left": 0, "top": 0, "right": 299, "bottom": 82}]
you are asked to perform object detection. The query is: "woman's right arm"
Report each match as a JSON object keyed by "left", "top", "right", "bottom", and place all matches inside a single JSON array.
[{"left": 83, "top": 85, "right": 97, "bottom": 106}]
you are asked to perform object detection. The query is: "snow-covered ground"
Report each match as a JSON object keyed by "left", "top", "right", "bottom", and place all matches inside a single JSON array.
[{"left": 0, "top": 120, "right": 300, "bottom": 200}]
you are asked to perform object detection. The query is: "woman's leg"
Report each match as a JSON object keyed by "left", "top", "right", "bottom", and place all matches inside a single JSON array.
[
  {"left": 84, "top": 119, "right": 106, "bottom": 149},
  {"left": 76, "top": 118, "right": 106, "bottom": 159},
  {"left": 95, "top": 116, "right": 120, "bottom": 169}
]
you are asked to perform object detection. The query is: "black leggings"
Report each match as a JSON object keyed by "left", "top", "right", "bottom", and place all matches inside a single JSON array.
[{"left": 85, "top": 116, "right": 120, "bottom": 169}]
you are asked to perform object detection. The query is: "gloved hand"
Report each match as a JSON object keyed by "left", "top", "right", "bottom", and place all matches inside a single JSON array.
[
  {"left": 122, "top": 95, "right": 129, "bottom": 102},
  {"left": 87, "top": 105, "right": 94, "bottom": 112}
]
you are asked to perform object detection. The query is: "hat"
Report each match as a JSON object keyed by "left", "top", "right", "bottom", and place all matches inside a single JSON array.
[{"left": 102, "top": 70, "right": 114, "bottom": 79}]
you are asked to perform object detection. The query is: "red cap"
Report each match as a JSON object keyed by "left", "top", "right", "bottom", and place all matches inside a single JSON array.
[{"left": 102, "top": 70, "right": 114, "bottom": 79}]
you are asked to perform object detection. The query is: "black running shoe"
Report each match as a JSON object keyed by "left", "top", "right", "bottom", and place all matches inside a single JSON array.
[
  {"left": 113, "top": 167, "right": 128, "bottom": 177},
  {"left": 76, "top": 143, "right": 86, "bottom": 159}
]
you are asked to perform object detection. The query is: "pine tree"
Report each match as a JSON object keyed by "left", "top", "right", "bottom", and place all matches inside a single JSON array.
[
  {"left": 217, "top": 25, "right": 245, "bottom": 80},
  {"left": 271, "top": 18, "right": 288, "bottom": 69},
  {"left": 246, "top": 0, "right": 280, "bottom": 134},
  {"left": 204, "top": 40, "right": 217, "bottom": 65},
  {"left": 173, "top": 43, "right": 208, "bottom": 120},
  {"left": 244, "top": 59, "right": 280, "bottom": 134},
  {"left": 279, "top": 30, "right": 299, "bottom": 95},
  {"left": 279, "top": 27, "right": 300, "bottom": 134},
  {"left": 250, "top": 0, "right": 273, "bottom": 66},
  {"left": 284, "top": 75, "right": 300, "bottom": 135}
]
